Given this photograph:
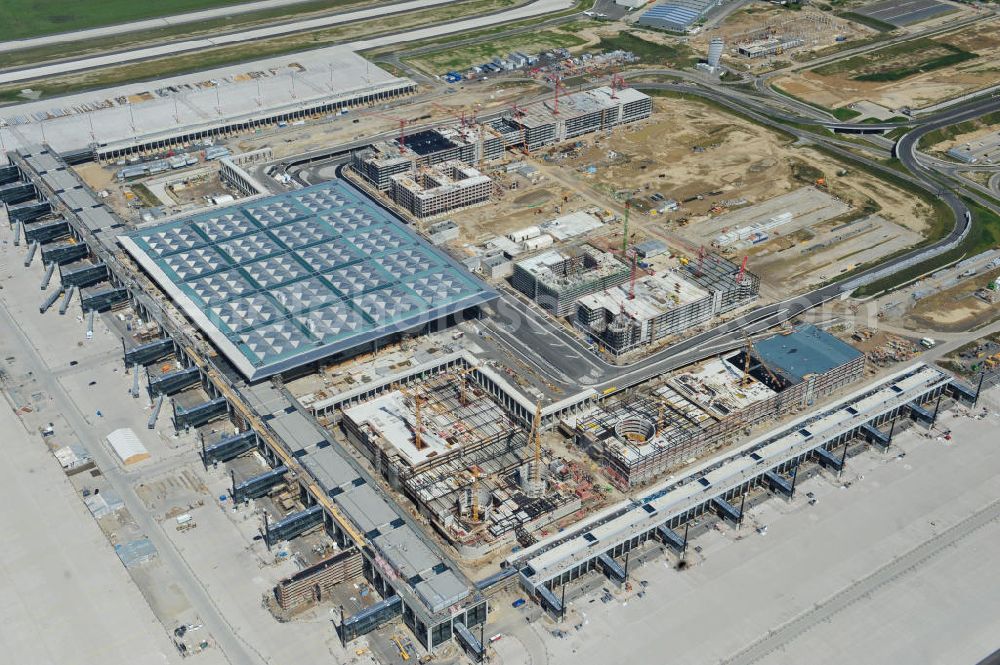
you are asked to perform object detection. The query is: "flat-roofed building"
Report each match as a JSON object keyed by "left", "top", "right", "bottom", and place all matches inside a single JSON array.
[
  {"left": 577, "top": 270, "right": 715, "bottom": 355},
  {"left": 511, "top": 244, "right": 630, "bottom": 316},
  {"left": 120, "top": 179, "right": 498, "bottom": 381},
  {"left": 390, "top": 161, "right": 492, "bottom": 220}
]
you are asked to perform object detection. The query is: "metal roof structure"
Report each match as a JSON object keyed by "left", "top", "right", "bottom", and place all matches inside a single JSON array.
[
  {"left": 239, "top": 382, "right": 479, "bottom": 628},
  {"left": 753, "top": 324, "right": 863, "bottom": 385},
  {"left": 637, "top": 0, "right": 720, "bottom": 31},
  {"left": 1, "top": 47, "right": 413, "bottom": 156},
  {"left": 121, "top": 180, "right": 498, "bottom": 380}
]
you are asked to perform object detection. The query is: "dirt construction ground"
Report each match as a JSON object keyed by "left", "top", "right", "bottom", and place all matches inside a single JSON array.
[
  {"left": 450, "top": 97, "right": 934, "bottom": 294},
  {"left": 459, "top": 97, "right": 931, "bottom": 292},
  {"left": 774, "top": 18, "right": 1000, "bottom": 111},
  {"left": 904, "top": 267, "right": 1000, "bottom": 333}
]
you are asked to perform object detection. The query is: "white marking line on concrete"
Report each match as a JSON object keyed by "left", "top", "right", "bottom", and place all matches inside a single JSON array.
[{"left": 722, "top": 497, "right": 1000, "bottom": 665}]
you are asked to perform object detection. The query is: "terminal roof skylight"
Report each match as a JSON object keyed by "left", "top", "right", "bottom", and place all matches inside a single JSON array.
[{"left": 121, "top": 180, "right": 497, "bottom": 380}]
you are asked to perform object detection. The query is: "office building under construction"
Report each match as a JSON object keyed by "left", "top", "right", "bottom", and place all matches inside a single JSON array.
[
  {"left": 571, "top": 325, "right": 865, "bottom": 488},
  {"left": 340, "top": 367, "right": 579, "bottom": 556},
  {"left": 390, "top": 162, "right": 492, "bottom": 220},
  {"left": 577, "top": 269, "right": 716, "bottom": 357},
  {"left": 511, "top": 245, "right": 631, "bottom": 316}
]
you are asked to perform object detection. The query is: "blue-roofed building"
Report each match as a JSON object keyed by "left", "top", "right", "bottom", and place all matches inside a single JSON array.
[
  {"left": 120, "top": 180, "right": 498, "bottom": 381},
  {"left": 750, "top": 324, "right": 864, "bottom": 388},
  {"left": 637, "top": 0, "right": 722, "bottom": 32}
]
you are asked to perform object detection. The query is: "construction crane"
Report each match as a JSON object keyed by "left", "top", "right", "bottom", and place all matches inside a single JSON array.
[
  {"left": 509, "top": 103, "right": 530, "bottom": 156},
  {"left": 392, "top": 636, "right": 410, "bottom": 661},
  {"left": 413, "top": 389, "right": 425, "bottom": 450},
  {"left": 609, "top": 72, "right": 627, "bottom": 99},
  {"left": 697, "top": 246, "right": 706, "bottom": 277},
  {"left": 552, "top": 75, "right": 566, "bottom": 116},
  {"left": 628, "top": 250, "right": 637, "bottom": 300},
  {"left": 398, "top": 385, "right": 427, "bottom": 449},
  {"left": 736, "top": 255, "right": 749, "bottom": 285},
  {"left": 739, "top": 329, "right": 782, "bottom": 389},
  {"left": 368, "top": 111, "right": 412, "bottom": 151},
  {"left": 430, "top": 101, "right": 460, "bottom": 126},
  {"left": 470, "top": 467, "right": 481, "bottom": 522},
  {"left": 529, "top": 402, "right": 543, "bottom": 485},
  {"left": 622, "top": 200, "right": 631, "bottom": 254}
]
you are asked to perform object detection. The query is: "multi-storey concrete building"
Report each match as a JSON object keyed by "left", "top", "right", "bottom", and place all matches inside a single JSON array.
[
  {"left": 578, "top": 324, "right": 867, "bottom": 489},
  {"left": 352, "top": 88, "right": 652, "bottom": 190},
  {"left": 511, "top": 87, "right": 653, "bottom": 149},
  {"left": 510, "top": 245, "right": 631, "bottom": 316},
  {"left": 577, "top": 270, "right": 715, "bottom": 356},
  {"left": 389, "top": 161, "right": 492, "bottom": 220}
]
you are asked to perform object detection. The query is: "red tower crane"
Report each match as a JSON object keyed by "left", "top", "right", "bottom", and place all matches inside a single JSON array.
[
  {"left": 369, "top": 111, "right": 412, "bottom": 150},
  {"left": 610, "top": 72, "right": 626, "bottom": 99},
  {"left": 552, "top": 75, "right": 565, "bottom": 115},
  {"left": 736, "top": 255, "right": 749, "bottom": 284}
]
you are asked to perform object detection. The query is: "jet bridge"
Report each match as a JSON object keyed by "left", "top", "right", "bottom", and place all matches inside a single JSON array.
[
  {"left": 149, "top": 365, "right": 201, "bottom": 396},
  {"left": 203, "top": 430, "right": 257, "bottom": 464},
  {"left": 233, "top": 466, "right": 288, "bottom": 501},
  {"left": 656, "top": 524, "right": 686, "bottom": 553},
  {"left": 265, "top": 504, "right": 324, "bottom": 546},
  {"left": 124, "top": 338, "right": 175, "bottom": 366},
  {"left": 814, "top": 445, "right": 844, "bottom": 471},
  {"left": 763, "top": 469, "right": 793, "bottom": 497},
  {"left": 711, "top": 496, "right": 742, "bottom": 524},
  {"left": 536, "top": 582, "right": 563, "bottom": 615},
  {"left": 454, "top": 621, "right": 484, "bottom": 662},
  {"left": 173, "top": 396, "right": 228, "bottom": 430},
  {"left": 597, "top": 552, "right": 626, "bottom": 582}
]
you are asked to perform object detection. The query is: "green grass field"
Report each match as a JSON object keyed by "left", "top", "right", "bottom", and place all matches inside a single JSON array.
[
  {"left": 0, "top": 0, "right": 260, "bottom": 40},
  {"left": 918, "top": 110, "right": 1000, "bottom": 150},
  {"left": 0, "top": 0, "right": 368, "bottom": 69},
  {"left": 588, "top": 32, "right": 697, "bottom": 69},
  {"left": 812, "top": 37, "right": 977, "bottom": 82}
]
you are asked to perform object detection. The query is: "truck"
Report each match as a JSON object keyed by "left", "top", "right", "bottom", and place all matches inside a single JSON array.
[{"left": 920, "top": 337, "right": 936, "bottom": 349}]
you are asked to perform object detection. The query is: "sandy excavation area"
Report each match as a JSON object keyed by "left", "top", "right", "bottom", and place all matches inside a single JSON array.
[{"left": 773, "top": 18, "right": 1000, "bottom": 111}]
